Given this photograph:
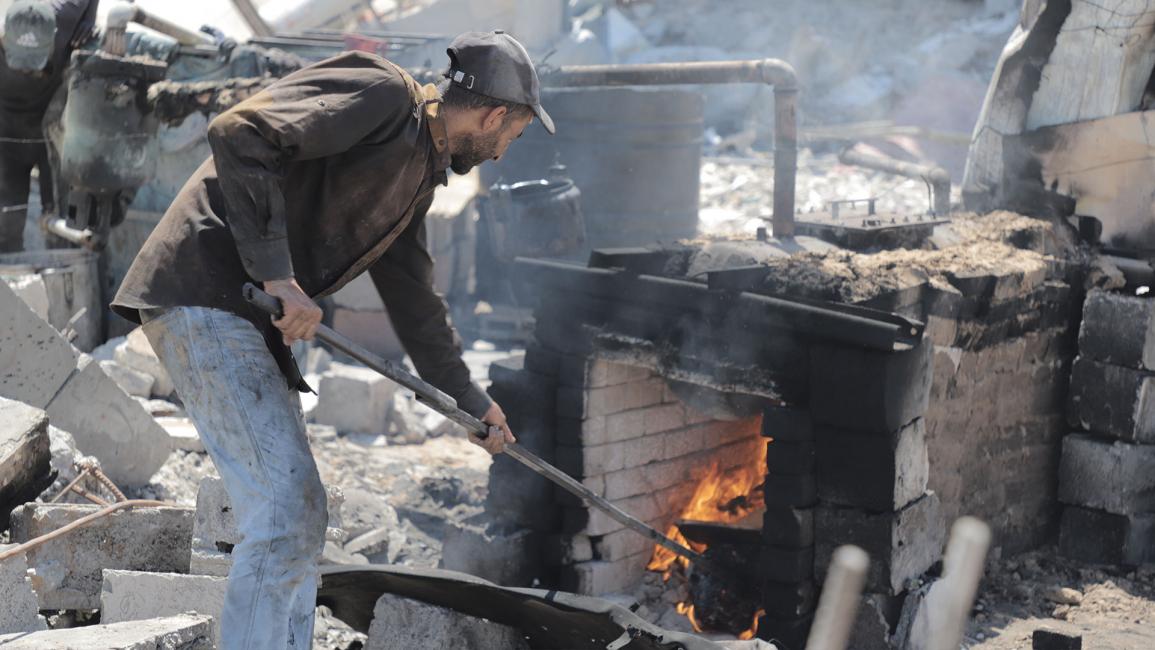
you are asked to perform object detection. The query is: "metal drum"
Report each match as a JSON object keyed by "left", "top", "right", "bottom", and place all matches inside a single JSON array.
[{"left": 484, "top": 87, "right": 703, "bottom": 249}]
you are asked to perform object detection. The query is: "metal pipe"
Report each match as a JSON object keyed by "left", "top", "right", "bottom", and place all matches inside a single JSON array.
[
  {"left": 542, "top": 59, "right": 799, "bottom": 238},
  {"left": 838, "top": 147, "right": 951, "bottom": 216},
  {"left": 231, "top": 0, "right": 274, "bottom": 37},
  {"left": 43, "top": 217, "right": 95, "bottom": 248},
  {"left": 106, "top": 3, "right": 214, "bottom": 48}
]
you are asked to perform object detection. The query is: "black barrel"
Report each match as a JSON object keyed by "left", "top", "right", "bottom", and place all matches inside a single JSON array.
[{"left": 484, "top": 87, "right": 703, "bottom": 249}]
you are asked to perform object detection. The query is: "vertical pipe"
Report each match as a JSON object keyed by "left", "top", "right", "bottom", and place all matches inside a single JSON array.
[{"left": 773, "top": 87, "right": 798, "bottom": 238}]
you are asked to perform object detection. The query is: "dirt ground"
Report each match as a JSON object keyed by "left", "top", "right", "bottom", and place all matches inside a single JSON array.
[{"left": 967, "top": 548, "right": 1155, "bottom": 649}]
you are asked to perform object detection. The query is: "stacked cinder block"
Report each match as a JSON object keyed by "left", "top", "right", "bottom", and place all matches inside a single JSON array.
[
  {"left": 1059, "top": 290, "right": 1155, "bottom": 565},
  {"left": 780, "top": 338, "right": 944, "bottom": 649}
]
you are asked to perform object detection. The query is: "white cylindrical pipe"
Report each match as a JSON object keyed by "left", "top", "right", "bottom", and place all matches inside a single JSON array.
[
  {"left": 927, "top": 517, "right": 992, "bottom": 650},
  {"left": 806, "top": 545, "right": 870, "bottom": 650}
]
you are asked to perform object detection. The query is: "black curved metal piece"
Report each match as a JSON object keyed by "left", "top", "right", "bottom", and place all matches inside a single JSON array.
[{"left": 318, "top": 565, "right": 728, "bottom": 650}]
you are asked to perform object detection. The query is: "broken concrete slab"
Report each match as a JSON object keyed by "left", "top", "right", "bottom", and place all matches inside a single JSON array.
[
  {"left": 45, "top": 354, "right": 172, "bottom": 487},
  {"left": 0, "top": 613, "right": 213, "bottom": 649},
  {"left": 98, "top": 359, "right": 155, "bottom": 398},
  {"left": 0, "top": 279, "right": 79, "bottom": 409},
  {"left": 815, "top": 492, "right": 946, "bottom": 595},
  {"left": 1078, "top": 290, "right": 1155, "bottom": 370},
  {"left": 1058, "top": 434, "right": 1155, "bottom": 515},
  {"left": 113, "top": 327, "right": 174, "bottom": 397},
  {"left": 10, "top": 502, "right": 194, "bottom": 610},
  {"left": 1068, "top": 356, "right": 1155, "bottom": 443},
  {"left": 311, "top": 362, "right": 397, "bottom": 434},
  {"left": 191, "top": 476, "right": 346, "bottom": 576},
  {"left": 0, "top": 397, "right": 52, "bottom": 529},
  {"left": 0, "top": 544, "right": 48, "bottom": 633},
  {"left": 100, "top": 570, "right": 227, "bottom": 646},
  {"left": 366, "top": 592, "right": 531, "bottom": 650}
]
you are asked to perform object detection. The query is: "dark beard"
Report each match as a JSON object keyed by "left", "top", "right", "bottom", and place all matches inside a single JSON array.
[{"left": 449, "top": 130, "right": 501, "bottom": 175}]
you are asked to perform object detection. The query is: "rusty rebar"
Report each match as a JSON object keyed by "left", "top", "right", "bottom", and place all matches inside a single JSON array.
[
  {"left": 89, "top": 467, "right": 128, "bottom": 502},
  {"left": 542, "top": 59, "right": 799, "bottom": 238},
  {"left": 0, "top": 500, "right": 170, "bottom": 564}
]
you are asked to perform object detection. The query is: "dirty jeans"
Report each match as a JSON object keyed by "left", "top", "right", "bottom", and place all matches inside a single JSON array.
[{"left": 143, "top": 306, "right": 326, "bottom": 650}]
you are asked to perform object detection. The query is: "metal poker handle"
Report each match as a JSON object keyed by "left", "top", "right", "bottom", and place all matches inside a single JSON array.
[
  {"left": 240, "top": 283, "right": 490, "bottom": 434},
  {"left": 242, "top": 284, "right": 704, "bottom": 564}
]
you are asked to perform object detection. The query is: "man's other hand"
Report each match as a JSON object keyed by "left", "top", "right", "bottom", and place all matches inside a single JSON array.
[
  {"left": 263, "top": 278, "right": 322, "bottom": 345},
  {"left": 470, "top": 401, "right": 516, "bottom": 455}
]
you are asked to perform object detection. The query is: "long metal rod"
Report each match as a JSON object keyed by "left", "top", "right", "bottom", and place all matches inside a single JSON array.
[
  {"left": 242, "top": 284, "right": 705, "bottom": 566},
  {"left": 542, "top": 59, "right": 798, "bottom": 238}
]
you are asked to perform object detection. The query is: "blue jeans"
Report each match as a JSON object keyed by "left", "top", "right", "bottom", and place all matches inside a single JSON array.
[{"left": 143, "top": 306, "right": 326, "bottom": 650}]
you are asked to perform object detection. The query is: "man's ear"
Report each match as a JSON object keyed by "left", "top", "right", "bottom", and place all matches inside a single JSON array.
[{"left": 481, "top": 105, "right": 509, "bottom": 133}]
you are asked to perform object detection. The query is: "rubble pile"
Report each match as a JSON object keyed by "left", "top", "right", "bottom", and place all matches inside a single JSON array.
[{"left": 697, "top": 150, "right": 947, "bottom": 237}]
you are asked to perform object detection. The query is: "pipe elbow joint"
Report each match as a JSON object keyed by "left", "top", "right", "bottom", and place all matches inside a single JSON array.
[{"left": 759, "top": 59, "right": 799, "bottom": 92}]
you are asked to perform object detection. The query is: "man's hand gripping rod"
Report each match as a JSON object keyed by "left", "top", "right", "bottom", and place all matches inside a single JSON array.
[{"left": 243, "top": 283, "right": 703, "bottom": 565}]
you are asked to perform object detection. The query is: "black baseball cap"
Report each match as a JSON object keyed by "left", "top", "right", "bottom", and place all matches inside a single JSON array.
[
  {"left": 2, "top": 0, "right": 56, "bottom": 72},
  {"left": 445, "top": 30, "right": 555, "bottom": 135}
]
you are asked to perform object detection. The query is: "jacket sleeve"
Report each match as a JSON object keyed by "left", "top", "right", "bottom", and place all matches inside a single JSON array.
[
  {"left": 207, "top": 68, "right": 411, "bottom": 281},
  {"left": 368, "top": 199, "right": 493, "bottom": 419}
]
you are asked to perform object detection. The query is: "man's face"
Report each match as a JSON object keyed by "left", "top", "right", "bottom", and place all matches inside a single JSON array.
[{"left": 450, "top": 111, "right": 533, "bottom": 175}]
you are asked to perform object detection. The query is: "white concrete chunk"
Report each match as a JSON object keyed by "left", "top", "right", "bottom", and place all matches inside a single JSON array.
[
  {"left": 1, "top": 273, "right": 50, "bottom": 321},
  {"left": 157, "top": 417, "right": 205, "bottom": 453},
  {"left": 100, "top": 570, "right": 227, "bottom": 646},
  {"left": 114, "top": 327, "right": 174, "bottom": 397},
  {"left": 44, "top": 354, "right": 171, "bottom": 487},
  {"left": 10, "top": 503, "right": 194, "bottom": 610},
  {"left": 367, "top": 593, "right": 530, "bottom": 650},
  {"left": 311, "top": 362, "right": 397, "bottom": 434},
  {"left": 99, "top": 360, "right": 156, "bottom": 398},
  {"left": 0, "top": 545, "right": 48, "bottom": 634},
  {"left": 0, "top": 614, "right": 213, "bottom": 649}
]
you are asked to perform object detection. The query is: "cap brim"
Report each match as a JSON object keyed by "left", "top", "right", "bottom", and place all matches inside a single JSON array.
[{"left": 532, "top": 103, "right": 555, "bottom": 135}]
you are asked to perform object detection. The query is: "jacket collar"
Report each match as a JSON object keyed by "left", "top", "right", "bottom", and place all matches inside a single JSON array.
[{"left": 421, "top": 83, "right": 451, "bottom": 178}]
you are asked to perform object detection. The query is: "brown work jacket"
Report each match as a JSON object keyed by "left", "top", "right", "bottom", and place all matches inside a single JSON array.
[{"left": 112, "top": 51, "right": 491, "bottom": 418}]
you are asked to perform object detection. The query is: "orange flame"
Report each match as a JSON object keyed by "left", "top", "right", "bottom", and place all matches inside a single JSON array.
[{"left": 646, "top": 436, "right": 768, "bottom": 638}]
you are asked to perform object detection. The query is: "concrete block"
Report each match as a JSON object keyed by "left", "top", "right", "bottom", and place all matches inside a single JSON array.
[
  {"left": 815, "top": 419, "right": 929, "bottom": 511},
  {"left": 1068, "top": 357, "right": 1155, "bottom": 443},
  {"left": 1058, "top": 434, "right": 1155, "bottom": 514},
  {"left": 0, "top": 614, "right": 213, "bottom": 649},
  {"left": 114, "top": 328, "right": 173, "bottom": 397},
  {"left": 761, "top": 405, "right": 814, "bottom": 442},
  {"left": 367, "top": 592, "right": 530, "bottom": 650},
  {"left": 98, "top": 360, "right": 155, "bottom": 398},
  {"left": 762, "top": 507, "right": 814, "bottom": 548},
  {"left": 312, "top": 362, "right": 397, "bottom": 434},
  {"left": 441, "top": 523, "right": 541, "bottom": 587},
  {"left": 815, "top": 492, "right": 946, "bottom": 595},
  {"left": 10, "top": 503, "right": 194, "bottom": 610},
  {"left": 565, "top": 556, "right": 649, "bottom": 595},
  {"left": 1033, "top": 628, "right": 1083, "bottom": 650},
  {"left": 44, "top": 354, "right": 172, "bottom": 487},
  {"left": 1058, "top": 506, "right": 1155, "bottom": 566},
  {"left": 0, "top": 279, "right": 79, "bottom": 408},
  {"left": 765, "top": 439, "right": 815, "bottom": 475},
  {"left": 193, "top": 477, "right": 344, "bottom": 554},
  {"left": 156, "top": 416, "right": 204, "bottom": 453},
  {"left": 100, "top": 570, "right": 227, "bottom": 646},
  {"left": 758, "top": 545, "right": 815, "bottom": 583},
  {"left": 762, "top": 579, "right": 817, "bottom": 619},
  {"left": 1079, "top": 289, "right": 1155, "bottom": 370},
  {"left": 809, "top": 340, "right": 932, "bottom": 433},
  {"left": 0, "top": 397, "right": 51, "bottom": 529},
  {"left": 0, "top": 545, "right": 47, "bottom": 633},
  {"left": 763, "top": 473, "right": 818, "bottom": 509}
]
